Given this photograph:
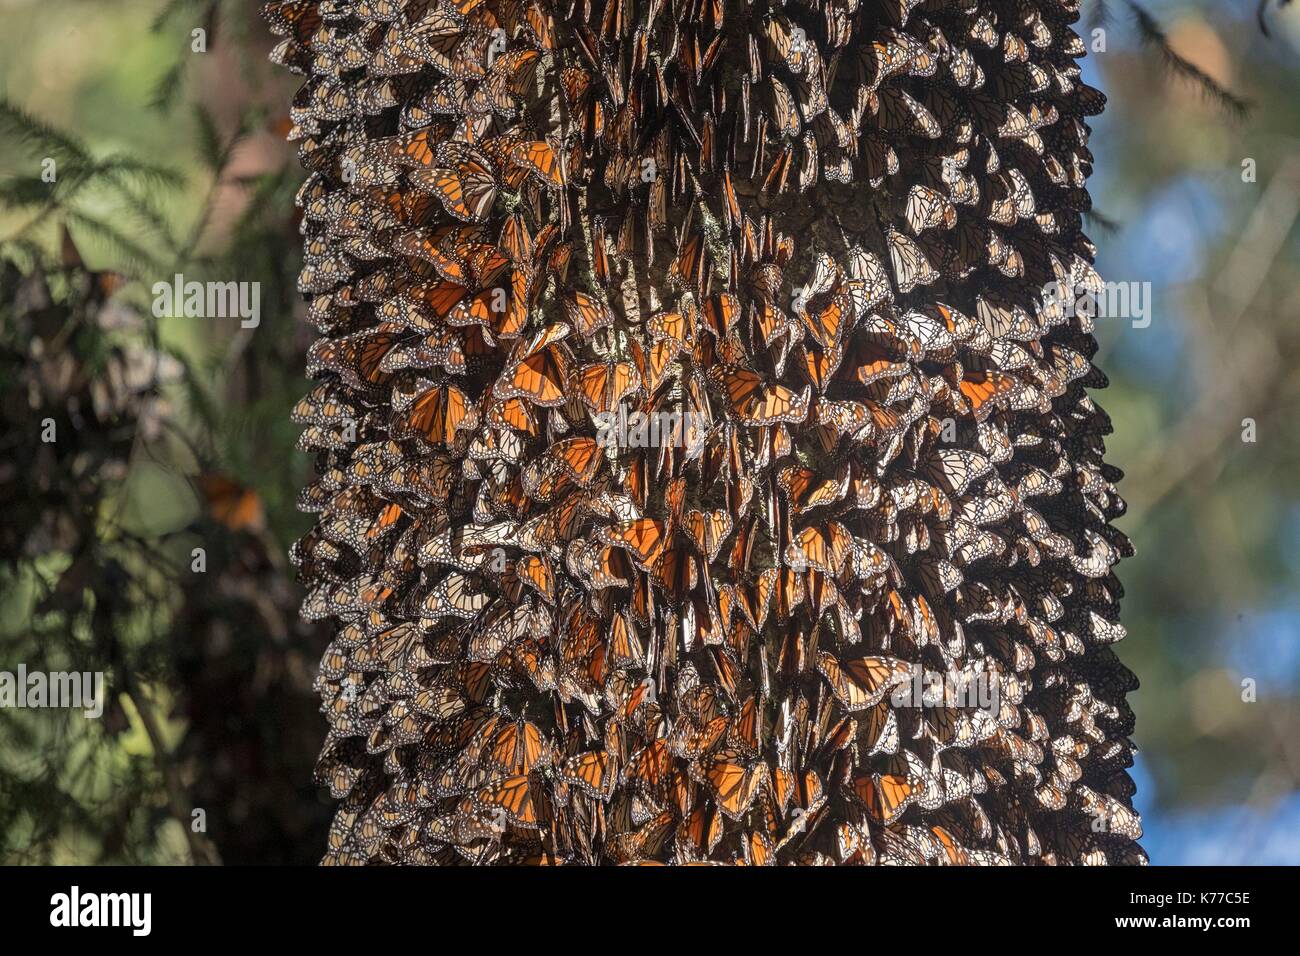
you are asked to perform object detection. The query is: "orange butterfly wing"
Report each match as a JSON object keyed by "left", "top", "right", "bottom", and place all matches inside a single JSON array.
[
  {"left": 517, "top": 554, "right": 556, "bottom": 603},
  {"left": 397, "top": 383, "right": 473, "bottom": 446},
  {"left": 960, "top": 370, "right": 1017, "bottom": 420},
  {"left": 413, "top": 153, "right": 497, "bottom": 222},
  {"left": 508, "top": 139, "right": 563, "bottom": 188},
  {"left": 609, "top": 517, "right": 668, "bottom": 570},
  {"left": 564, "top": 290, "right": 614, "bottom": 339}
]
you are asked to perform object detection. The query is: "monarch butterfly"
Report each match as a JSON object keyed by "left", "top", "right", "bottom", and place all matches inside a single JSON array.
[
  {"left": 797, "top": 292, "right": 854, "bottom": 351},
  {"left": 853, "top": 773, "right": 918, "bottom": 826},
  {"left": 473, "top": 775, "right": 543, "bottom": 828},
  {"left": 577, "top": 360, "right": 641, "bottom": 413},
  {"left": 768, "top": 76, "right": 801, "bottom": 139},
  {"left": 856, "top": 29, "right": 921, "bottom": 89},
  {"left": 817, "top": 651, "right": 913, "bottom": 712},
  {"left": 720, "top": 166, "right": 742, "bottom": 229},
  {"left": 684, "top": 508, "right": 732, "bottom": 563},
  {"left": 606, "top": 610, "right": 645, "bottom": 670},
  {"left": 867, "top": 85, "right": 940, "bottom": 139},
  {"left": 560, "top": 540, "right": 623, "bottom": 592},
  {"left": 651, "top": 539, "right": 701, "bottom": 604},
  {"left": 563, "top": 290, "right": 615, "bottom": 339},
  {"left": 494, "top": 323, "right": 572, "bottom": 406},
  {"left": 974, "top": 293, "right": 1037, "bottom": 341},
  {"left": 466, "top": 602, "right": 535, "bottom": 661},
  {"left": 468, "top": 48, "right": 542, "bottom": 114},
  {"left": 668, "top": 231, "right": 707, "bottom": 291},
  {"left": 198, "top": 473, "right": 266, "bottom": 533},
  {"left": 694, "top": 752, "right": 763, "bottom": 820},
  {"left": 788, "top": 523, "right": 851, "bottom": 575},
  {"left": 391, "top": 225, "right": 475, "bottom": 276},
  {"left": 546, "top": 436, "right": 604, "bottom": 485},
  {"left": 959, "top": 369, "right": 1020, "bottom": 420},
  {"left": 924, "top": 448, "right": 992, "bottom": 496},
  {"left": 393, "top": 381, "right": 476, "bottom": 446},
  {"left": 442, "top": 285, "right": 505, "bottom": 335},
  {"left": 607, "top": 517, "right": 669, "bottom": 571},
  {"left": 905, "top": 184, "right": 957, "bottom": 234},
  {"left": 647, "top": 308, "right": 691, "bottom": 347},
  {"left": 509, "top": 555, "right": 553, "bottom": 605},
  {"left": 561, "top": 750, "right": 616, "bottom": 798},
  {"left": 627, "top": 335, "right": 682, "bottom": 394},
  {"left": 412, "top": 144, "right": 497, "bottom": 221},
  {"left": 507, "top": 139, "right": 564, "bottom": 188},
  {"left": 496, "top": 211, "right": 535, "bottom": 265},
  {"left": 609, "top": 810, "right": 677, "bottom": 864},
  {"left": 779, "top": 464, "right": 850, "bottom": 513},
  {"left": 307, "top": 325, "right": 401, "bottom": 393},
  {"left": 886, "top": 227, "right": 940, "bottom": 293},
  {"left": 720, "top": 572, "right": 772, "bottom": 635},
  {"left": 291, "top": 381, "right": 356, "bottom": 428},
  {"left": 485, "top": 719, "right": 551, "bottom": 776},
  {"left": 385, "top": 278, "right": 472, "bottom": 329},
  {"left": 711, "top": 367, "right": 811, "bottom": 426},
  {"left": 422, "top": 572, "right": 492, "bottom": 622},
  {"left": 702, "top": 292, "right": 741, "bottom": 338},
  {"left": 265, "top": 0, "right": 322, "bottom": 43}
]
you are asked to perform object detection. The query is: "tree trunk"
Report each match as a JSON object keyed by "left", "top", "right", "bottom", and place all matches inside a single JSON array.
[{"left": 268, "top": 0, "right": 1144, "bottom": 865}]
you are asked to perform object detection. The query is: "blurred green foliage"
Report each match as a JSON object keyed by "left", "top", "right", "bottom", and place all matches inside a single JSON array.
[{"left": 1, "top": 0, "right": 331, "bottom": 864}]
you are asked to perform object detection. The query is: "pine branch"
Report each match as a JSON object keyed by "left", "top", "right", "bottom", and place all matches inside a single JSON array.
[
  {"left": 150, "top": 59, "right": 188, "bottom": 112},
  {"left": 1084, "top": 208, "right": 1122, "bottom": 235},
  {"left": 192, "top": 105, "right": 228, "bottom": 174},
  {"left": 1258, "top": 0, "right": 1294, "bottom": 36},
  {"left": 117, "top": 663, "right": 221, "bottom": 865},
  {"left": 104, "top": 184, "right": 181, "bottom": 258},
  {"left": 1126, "top": 1, "right": 1251, "bottom": 120},
  {"left": 60, "top": 210, "right": 167, "bottom": 279},
  {"left": 150, "top": 0, "right": 209, "bottom": 33},
  {"left": 0, "top": 100, "right": 91, "bottom": 166},
  {"left": 0, "top": 236, "right": 47, "bottom": 270},
  {"left": 0, "top": 175, "right": 56, "bottom": 210},
  {"left": 1088, "top": 0, "right": 1112, "bottom": 30},
  {"left": 96, "top": 155, "right": 186, "bottom": 192},
  {"left": 175, "top": 107, "right": 255, "bottom": 266},
  {"left": 150, "top": 0, "right": 222, "bottom": 110}
]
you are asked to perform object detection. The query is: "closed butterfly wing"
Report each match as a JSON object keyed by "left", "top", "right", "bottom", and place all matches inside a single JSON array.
[
  {"left": 685, "top": 508, "right": 733, "bottom": 563},
  {"left": 564, "top": 290, "right": 615, "bottom": 339}
]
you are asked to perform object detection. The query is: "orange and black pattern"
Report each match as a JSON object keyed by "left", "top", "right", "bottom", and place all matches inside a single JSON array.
[{"left": 268, "top": 0, "right": 1144, "bottom": 865}]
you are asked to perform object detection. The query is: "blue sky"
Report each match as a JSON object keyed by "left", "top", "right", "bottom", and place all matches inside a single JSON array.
[{"left": 1135, "top": 756, "right": 1300, "bottom": 863}]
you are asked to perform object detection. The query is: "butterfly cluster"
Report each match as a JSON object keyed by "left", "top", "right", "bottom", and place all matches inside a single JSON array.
[{"left": 269, "top": 0, "right": 1143, "bottom": 865}]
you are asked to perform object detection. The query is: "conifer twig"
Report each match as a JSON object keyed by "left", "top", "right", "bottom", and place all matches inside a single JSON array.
[{"left": 1125, "top": 1, "right": 1251, "bottom": 119}]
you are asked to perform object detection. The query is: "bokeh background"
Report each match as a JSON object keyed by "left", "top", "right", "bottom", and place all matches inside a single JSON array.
[{"left": 1, "top": 0, "right": 1298, "bottom": 864}]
